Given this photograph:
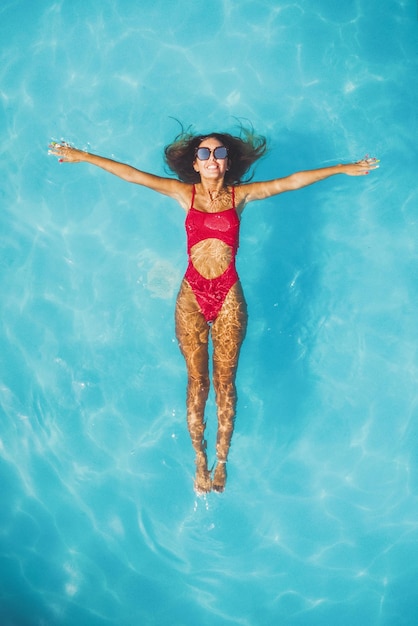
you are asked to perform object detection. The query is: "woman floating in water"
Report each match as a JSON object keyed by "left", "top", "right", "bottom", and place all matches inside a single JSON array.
[{"left": 49, "top": 130, "right": 379, "bottom": 493}]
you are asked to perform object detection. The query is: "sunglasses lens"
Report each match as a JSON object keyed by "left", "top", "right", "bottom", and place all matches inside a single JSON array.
[
  {"left": 214, "top": 146, "right": 228, "bottom": 159},
  {"left": 196, "top": 148, "right": 210, "bottom": 160}
]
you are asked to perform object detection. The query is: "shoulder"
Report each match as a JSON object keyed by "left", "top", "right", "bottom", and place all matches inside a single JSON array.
[
  {"left": 167, "top": 180, "right": 194, "bottom": 211},
  {"left": 233, "top": 182, "right": 262, "bottom": 212},
  {"left": 234, "top": 179, "right": 286, "bottom": 208}
]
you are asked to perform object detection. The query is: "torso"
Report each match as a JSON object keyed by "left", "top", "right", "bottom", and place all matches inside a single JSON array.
[{"left": 186, "top": 185, "right": 239, "bottom": 279}]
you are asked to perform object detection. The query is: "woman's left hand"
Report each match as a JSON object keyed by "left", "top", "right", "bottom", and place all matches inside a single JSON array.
[{"left": 344, "top": 156, "right": 380, "bottom": 176}]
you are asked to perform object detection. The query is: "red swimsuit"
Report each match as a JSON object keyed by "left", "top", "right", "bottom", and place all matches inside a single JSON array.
[{"left": 184, "top": 185, "right": 240, "bottom": 323}]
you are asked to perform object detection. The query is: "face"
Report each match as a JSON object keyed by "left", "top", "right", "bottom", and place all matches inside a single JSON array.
[{"left": 193, "top": 137, "right": 229, "bottom": 182}]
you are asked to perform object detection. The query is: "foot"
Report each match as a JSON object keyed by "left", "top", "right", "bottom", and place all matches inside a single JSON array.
[
  {"left": 212, "top": 462, "right": 227, "bottom": 493},
  {"left": 194, "top": 455, "right": 212, "bottom": 494}
]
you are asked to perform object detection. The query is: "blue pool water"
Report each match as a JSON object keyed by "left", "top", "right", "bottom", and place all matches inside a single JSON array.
[{"left": 1, "top": 1, "right": 418, "bottom": 624}]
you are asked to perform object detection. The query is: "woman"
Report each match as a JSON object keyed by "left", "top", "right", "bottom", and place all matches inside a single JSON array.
[{"left": 49, "top": 130, "right": 378, "bottom": 493}]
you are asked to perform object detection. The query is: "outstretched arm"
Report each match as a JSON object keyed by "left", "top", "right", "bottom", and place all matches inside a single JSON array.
[
  {"left": 48, "top": 141, "right": 190, "bottom": 207},
  {"left": 238, "top": 157, "right": 380, "bottom": 204}
]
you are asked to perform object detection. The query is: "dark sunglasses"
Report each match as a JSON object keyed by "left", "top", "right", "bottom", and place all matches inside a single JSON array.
[{"left": 195, "top": 146, "right": 228, "bottom": 161}]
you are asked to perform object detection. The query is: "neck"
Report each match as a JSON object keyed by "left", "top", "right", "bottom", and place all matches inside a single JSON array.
[{"left": 199, "top": 180, "right": 226, "bottom": 200}]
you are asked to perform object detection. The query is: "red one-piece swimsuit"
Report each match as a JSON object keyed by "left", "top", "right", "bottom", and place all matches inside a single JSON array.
[{"left": 184, "top": 185, "right": 240, "bottom": 323}]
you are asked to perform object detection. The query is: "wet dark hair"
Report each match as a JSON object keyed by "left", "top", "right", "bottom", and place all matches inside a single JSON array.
[{"left": 164, "top": 126, "right": 267, "bottom": 185}]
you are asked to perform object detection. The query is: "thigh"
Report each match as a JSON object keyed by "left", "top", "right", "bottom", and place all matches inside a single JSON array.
[
  {"left": 211, "top": 281, "right": 248, "bottom": 372},
  {"left": 175, "top": 279, "right": 210, "bottom": 375}
]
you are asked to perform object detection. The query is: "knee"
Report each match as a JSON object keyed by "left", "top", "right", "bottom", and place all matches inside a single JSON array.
[
  {"left": 212, "top": 370, "right": 235, "bottom": 399},
  {"left": 188, "top": 373, "right": 210, "bottom": 396}
]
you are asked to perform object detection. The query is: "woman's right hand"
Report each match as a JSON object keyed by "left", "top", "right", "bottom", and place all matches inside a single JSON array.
[
  {"left": 48, "top": 141, "right": 86, "bottom": 163},
  {"left": 47, "top": 140, "right": 190, "bottom": 203}
]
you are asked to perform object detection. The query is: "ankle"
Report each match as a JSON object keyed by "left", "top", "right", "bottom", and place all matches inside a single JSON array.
[{"left": 195, "top": 452, "right": 208, "bottom": 466}]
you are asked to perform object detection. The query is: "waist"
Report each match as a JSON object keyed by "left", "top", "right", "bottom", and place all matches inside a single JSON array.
[
  {"left": 185, "top": 258, "right": 239, "bottom": 283},
  {"left": 187, "top": 238, "right": 237, "bottom": 279}
]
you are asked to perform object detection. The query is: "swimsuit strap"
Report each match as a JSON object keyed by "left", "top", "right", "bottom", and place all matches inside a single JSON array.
[
  {"left": 231, "top": 186, "right": 235, "bottom": 209},
  {"left": 190, "top": 184, "right": 196, "bottom": 209}
]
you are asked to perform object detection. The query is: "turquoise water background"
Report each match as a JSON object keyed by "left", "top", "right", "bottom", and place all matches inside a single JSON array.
[{"left": 1, "top": 1, "right": 418, "bottom": 624}]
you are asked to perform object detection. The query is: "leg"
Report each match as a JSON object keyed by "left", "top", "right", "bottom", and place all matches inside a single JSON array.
[
  {"left": 211, "top": 282, "right": 247, "bottom": 492},
  {"left": 175, "top": 280, "right": 212, "bottom": 493}
]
